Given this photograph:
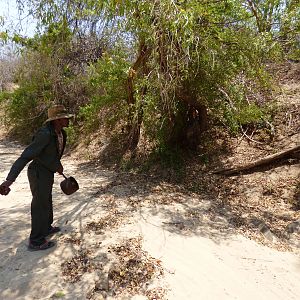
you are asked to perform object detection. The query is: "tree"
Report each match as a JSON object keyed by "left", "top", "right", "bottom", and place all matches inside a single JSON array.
[
  {"left": 243, "top": 0, "right": 300, "bottom": 57},
  {"left": 243, "top": 0, "right": 283, "bottom": 32},
  {"left": 102, "top": 0, "right": 276, "bottom": 149},
  {"left": 9, "top": 0, "right": 280, "bottom": 152},
  {"left": 0, "top": 16, "right": 18, "bottom": 94}
]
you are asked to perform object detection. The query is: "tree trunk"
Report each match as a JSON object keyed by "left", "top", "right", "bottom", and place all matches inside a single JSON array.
[
  {"left": 214, "top": 145, "right": 300, "bottom": 175},
  {"left": 167, "top": 85, "right": 208, "bottom": 148},
  {"left": 125, "top": 41, "right": 151, "bottom": 152}
]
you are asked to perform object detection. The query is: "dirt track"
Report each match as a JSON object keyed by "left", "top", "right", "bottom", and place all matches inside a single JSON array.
[{"left": 1, "top": 138, "right": 300, "bottom": 300}]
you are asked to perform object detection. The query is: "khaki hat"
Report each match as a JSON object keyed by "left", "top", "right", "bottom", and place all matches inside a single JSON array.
[{"left": 45, "top": 104, "right": 74, "bottom": 123}]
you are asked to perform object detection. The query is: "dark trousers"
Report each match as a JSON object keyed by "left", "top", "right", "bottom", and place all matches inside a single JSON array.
[{"left": 27, "top": 162, "right": 54, "bottom": 245}]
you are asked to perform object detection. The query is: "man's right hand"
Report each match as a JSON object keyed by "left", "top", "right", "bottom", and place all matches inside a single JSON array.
[
  {"left": 0, "top": 181, "right": 12, "bottom": 196},
  {"left": 57, "top": 164, "right": 63, "bottom": 175}
]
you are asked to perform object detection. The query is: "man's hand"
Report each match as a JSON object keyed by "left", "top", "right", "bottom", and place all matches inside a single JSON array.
[
  {"left": 0, "top": 181, "right": 12, "bottom": 196},
  {"left": 57, "top": 164, "right": 64, "bottom": 175}
]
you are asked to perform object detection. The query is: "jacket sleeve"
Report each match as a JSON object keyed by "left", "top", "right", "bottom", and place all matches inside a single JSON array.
[{"left": 6, "top": 129, "right": 51, "bottom": 182}]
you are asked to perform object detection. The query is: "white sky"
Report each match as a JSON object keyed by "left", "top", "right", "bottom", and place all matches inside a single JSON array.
[{"left": 0, "top": 0, "right": 37, "bottom": 36}]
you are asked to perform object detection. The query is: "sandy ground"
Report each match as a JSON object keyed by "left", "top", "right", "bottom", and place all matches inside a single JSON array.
[{"left": 1, "top": 138, "right": 300, "bottom": 300}]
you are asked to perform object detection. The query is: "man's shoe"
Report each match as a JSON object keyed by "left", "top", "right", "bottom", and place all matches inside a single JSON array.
[
  {"left": 28, "top": 240, "right": 55, "bottom": 251},
  {"left": 48, "top": 226, "right": 61, "bottom": 235}
]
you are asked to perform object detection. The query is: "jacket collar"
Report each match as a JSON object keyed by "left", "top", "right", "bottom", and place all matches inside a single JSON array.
[
  {"left": 46, "top": 122, "right": 57, "bottom": 136},
  {"left": 46, "top": 122, "right": 66, "bottom": 157}
]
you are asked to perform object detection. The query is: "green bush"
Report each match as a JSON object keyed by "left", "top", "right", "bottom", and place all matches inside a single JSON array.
[
  {"left": 4, "top": 86, "right": 47, "bottom": 142},
  {"left": 79, "top": 51, "right": 131, "bottom": 132}
]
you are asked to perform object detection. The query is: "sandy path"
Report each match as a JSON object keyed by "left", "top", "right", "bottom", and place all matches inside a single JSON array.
[{"left": 1, "top": 139, "right": 300, "bottom": 300}]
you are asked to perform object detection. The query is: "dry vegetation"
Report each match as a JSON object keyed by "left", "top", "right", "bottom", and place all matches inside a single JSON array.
[
  {"left": 3, "top": 62, "right": 296, "bottom": 300},
  {"left": 72, "top": 62, "right": 300, "bottom": 255}
]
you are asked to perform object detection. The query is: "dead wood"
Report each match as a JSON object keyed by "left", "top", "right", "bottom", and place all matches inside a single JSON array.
[{"left": 214, "top": 144, "right": 300, "bottom": 175}]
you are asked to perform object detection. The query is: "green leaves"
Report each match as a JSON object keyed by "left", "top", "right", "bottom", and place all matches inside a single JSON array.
[
  {"left": 79, "top": 50, "right": 130, "bottom": 131},
  {"left": 0, "top": 31, "right": 9, "bottom": 42},
  {"left": 7, "top": 0, "right": 289, "bottom": 147}
]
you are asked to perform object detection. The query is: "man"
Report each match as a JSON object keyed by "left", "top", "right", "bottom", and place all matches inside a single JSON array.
[{"left": 0, "top": 104, "right": 74, "bottom": 251}]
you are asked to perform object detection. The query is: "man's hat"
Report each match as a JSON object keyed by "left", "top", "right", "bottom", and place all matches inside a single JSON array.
[{"left": 45, "top": 104, "right": 74, "bottom": 123}]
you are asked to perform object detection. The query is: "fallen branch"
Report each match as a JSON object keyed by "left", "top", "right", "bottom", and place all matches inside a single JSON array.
[{"left": 214, "top": 144, "right": 300, "bottom": 175}]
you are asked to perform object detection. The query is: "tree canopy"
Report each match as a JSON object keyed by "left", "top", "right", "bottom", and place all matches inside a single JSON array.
[{"left": 1, "top": 0, "right": 299, "bottom": 155}]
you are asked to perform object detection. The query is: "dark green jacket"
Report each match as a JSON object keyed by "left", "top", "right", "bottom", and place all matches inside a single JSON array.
[{"left": 6, "top": 122, "right": 66, "bottom": 182}]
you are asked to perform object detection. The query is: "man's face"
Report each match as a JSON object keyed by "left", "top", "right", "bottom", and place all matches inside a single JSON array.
[
  {"left": 62, "top": 118, "right": 70, "bottom": 128},
  {"left": 57, "top": 118, "right": 70, "bottom": 128}
]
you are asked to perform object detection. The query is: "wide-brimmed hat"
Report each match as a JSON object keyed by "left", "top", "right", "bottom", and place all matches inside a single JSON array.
[{"left": 45, "top": 104, "right": 74, "bottom": 123}]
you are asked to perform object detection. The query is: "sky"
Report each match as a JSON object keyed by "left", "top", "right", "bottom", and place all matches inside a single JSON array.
[{"left": 0, "top": 0, "right": 37, "bottom": 37}]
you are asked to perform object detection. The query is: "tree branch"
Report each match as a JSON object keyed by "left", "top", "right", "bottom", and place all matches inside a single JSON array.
[{"left": 214, "top": 144, "right": 300, "bottom": 175}]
